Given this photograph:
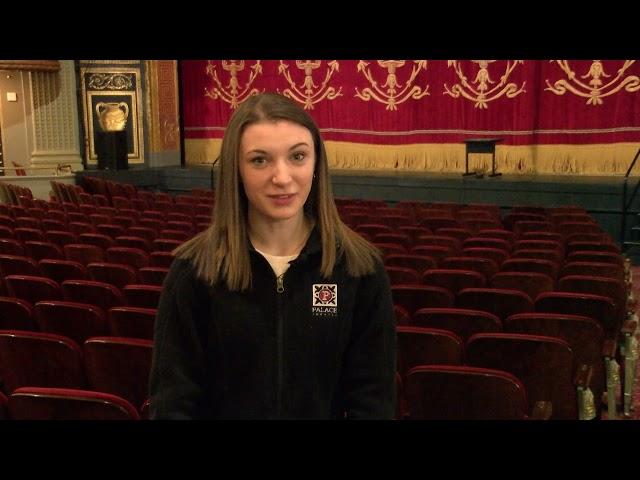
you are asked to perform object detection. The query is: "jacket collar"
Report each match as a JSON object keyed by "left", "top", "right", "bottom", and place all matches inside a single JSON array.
[{"left": 294, "top": 225, "right": 322, "bottom": 263}]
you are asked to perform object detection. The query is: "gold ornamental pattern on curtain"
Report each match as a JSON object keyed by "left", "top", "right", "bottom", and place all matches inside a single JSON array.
[
  {"left": 277, "top": 60, "right": 342, "bottom": 110},
  {"left": 545, "top": 60, "right": 640, "bottom": 105},
  {"left": 443, "top": 60, "right": 526, "bottom": 109},
  {"left": 354, "top": 60, "right": 429, "bottom": 111},
  {"left": 204, "top": 60, "right": 264, "bottom": 109}
]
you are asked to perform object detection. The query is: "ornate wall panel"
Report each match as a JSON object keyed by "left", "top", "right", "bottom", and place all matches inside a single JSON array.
[
  {"left": 80, "top": 65, "right": 144, "bottom": 165},
  {"left": 29, "top": 60, "right": 82, "bottom": 169},
  {"left": 145, "top": 60, "right": 179, "bottom": 153}
]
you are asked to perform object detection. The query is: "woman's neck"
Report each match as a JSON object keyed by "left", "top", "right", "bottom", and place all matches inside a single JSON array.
[{"left": 248, "top": 213, "right": 312, "bottom": 257}]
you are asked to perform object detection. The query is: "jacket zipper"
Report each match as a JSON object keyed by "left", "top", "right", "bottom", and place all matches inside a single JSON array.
[{"left": 276, "top": 273, "right": 285, "bottom": 417}]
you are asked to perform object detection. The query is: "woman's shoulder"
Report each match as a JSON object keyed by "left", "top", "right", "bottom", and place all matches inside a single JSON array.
[{"left": 165, "top": 257, "right": 206, "bottom": 290}]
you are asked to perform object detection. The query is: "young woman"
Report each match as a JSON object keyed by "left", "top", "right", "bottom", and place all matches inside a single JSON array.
[{"left": 149, "top": 92, "right": 396, "bottom": 419}]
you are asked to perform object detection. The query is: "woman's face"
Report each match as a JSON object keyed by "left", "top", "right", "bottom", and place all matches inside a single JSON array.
[{"left": 239, "top": 120, "right": 316, "bottom": 225}]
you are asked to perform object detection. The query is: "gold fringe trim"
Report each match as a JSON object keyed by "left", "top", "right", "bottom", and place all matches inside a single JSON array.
[
  {"left": 185, "top": 139, "right": 640, "bottom": 176},
  {"left": 185, "top": 139, "right": 223, "bottom": 164}
]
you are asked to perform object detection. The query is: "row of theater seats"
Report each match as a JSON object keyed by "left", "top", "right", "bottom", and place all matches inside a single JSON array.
[
  {"left": 1, "top": 297, "right": 156, "bottom": 342},
  {"left": 395, "top": 311, "right": 610, "bottom": 420},
  {"left": 1, "top": 183, "right": 636, "bottom": 419},
  {"left": 0, "top": 179, "right": 185, "bottom": 419},
  {"left": 0, "top": 256, "right": 168, "bottom": 288},
  {"left": 1, "top": 277, "right": 162, "bottom": 310},
  {"left": 0, "top": 330, "right": 152, "bottom": 419},
  {"left": 0, "top": 179, "right": 218, "bottom": 420},
  {"left": 331, "top": 199, "right": 637, "bottom": 420}
]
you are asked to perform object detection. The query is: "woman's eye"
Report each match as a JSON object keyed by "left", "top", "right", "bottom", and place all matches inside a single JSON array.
[
  {"left": 292, "top": 152, "right": 306, "bottom": 162},
  {"left": 250, "top": 157, "right": 266, "bottom": 166}
]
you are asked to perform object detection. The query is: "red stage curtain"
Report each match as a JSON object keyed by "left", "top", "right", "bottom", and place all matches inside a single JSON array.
[{"left": 181, "top": 60, "right": 640, "bottom": 175}]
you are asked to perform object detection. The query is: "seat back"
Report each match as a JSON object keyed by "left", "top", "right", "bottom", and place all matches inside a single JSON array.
[
  {"left": 391, "top": 285, "right": 454, "bottom": 315},
  {"left": 384, "top": 266, "right": 420, "bottom": 285},
  {"left": 393, "top": 305, "right": 411, "bottom": 326},
  {"left": 8, "top": 386, "right": 140, "bottom": 420},
  {"left": 106, "top": 247, "right": 150, "bottom": 269},
  {"left": 122, "top": 285, "right": 163, "bottom": 309},
  {"left": 78, "top": 233, "right": 115, "bottom": 251},
  {"left": 412, "top": 307, "right": 501, "bottom": 342},
  {"left": 535, "top": 291, "right": 618, "bottom": 338},
  {"left": 34, "top": 300, "right": 109, "bottom": 345},
  {"left": 108, "top": 307, "right": 156, "bottom": 340},
  {"left": 0, "top": 296, "right": 36, "bottom": 330},
  {"left": 4, "top": 275, "right": 63, "bottom": 304},
  {"left": 38, "top": 259, "right": 88, "bottom": 283},
  {"left": 557, "top": 275, "right": 626, "bottom": 331},
  {"left": 396, "top": 326, "right": 463, "bottom": 379},
  {"left": 566, "top": 250, "right": 624, "bottom": 266},
  {"left": 0, "top": 330, "right": 86, "bottom": 393},
  {"left": 114, "top": 236, "right": 152, "bottom": 253},
  {"left": 440, "top": 256, "right": 499, "bottom": 281},
  {"left": 63, "top": 243, "right": 105, "bottom": 265},
  {"left": 504, "top": 312, "right": 605, "bottom": 417},
  {"left": 137, "top": 267, "right": 169, "bottom": 286},
  {"left": 406, "top": 365, "right": 529, "bottom": 420},
  {"left": 560, "top": 261, "right": 624, "bottom": 283},
  {"left": 466, "top": 333, "right": 576, "bottom": 419},
  {"left": 24, "top": 241, "right": 65, "bottom": 261},
  {"left": 384, "top": 254, "right": 436, "bottom": 274},
  {"left": 462, "top": 247, "right": 510, "bottom": 267},
  {"left": 0, "top": 238, "right": 25, "bottom": 256},
  {"left": 61, "top": 279, "right": 126, "bottom": 312},
  {"left": 0, "top": 390, "right": 7, "bottom": 420},
  {"left": 149, "top": 251, "right": 175, "bottom": 268},
  {"left": 457, "top": 288, "right": 534, "bottom": 320},
  {"left": 0, "top": 254, "right": 40, "bottom": 277},
  {"left": 84, "top": 336, "right": 153, "bottom": 409},
  {"left": 87, "top": 262, "right": 138, "bottom": 290},
  {"left": 421, "top": 269, "right": 486, "bottom": 295},
  {"left": 490, "top": 271, "right": 555, "bottom": 302},
  {"left": 500, "top": 258, "right": 559, "bottom": 280}
]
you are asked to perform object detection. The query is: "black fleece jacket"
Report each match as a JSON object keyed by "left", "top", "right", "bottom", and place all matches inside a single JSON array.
[{"left": 148, "top": 228, "right": 396, "bottom": 419}]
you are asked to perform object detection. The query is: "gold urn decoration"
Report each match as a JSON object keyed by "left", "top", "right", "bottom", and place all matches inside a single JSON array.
[{"left": 96, "top": 102, "right": 129, "bottom": 131}]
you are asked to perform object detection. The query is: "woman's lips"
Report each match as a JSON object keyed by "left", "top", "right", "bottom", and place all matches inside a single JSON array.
[{"left": 269, "top": 193, "right": 296, "bottom": 206}]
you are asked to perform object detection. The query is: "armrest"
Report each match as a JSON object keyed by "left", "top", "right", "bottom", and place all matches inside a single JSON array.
[
  {"left": 602, "top": 339, "right": 617, "bottom": 359},
  {"left": 621, "top": 319, "right": 637, "bottom": 337},
  {"left": 574, "top": 363, "right": 593, "bottom": 389},
  {"left": 528, "top": 401, "right": 552, "bottom": 420},
  {"left": 575, "top": 364, "right": 596, "bottom": 420}
]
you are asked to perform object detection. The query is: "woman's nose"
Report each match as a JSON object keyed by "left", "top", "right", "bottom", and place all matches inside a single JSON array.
[{"left": 271, "top": 160, "right": 292, "bottom": 185}]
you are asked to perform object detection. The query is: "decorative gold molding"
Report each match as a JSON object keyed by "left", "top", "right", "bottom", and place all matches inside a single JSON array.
[
  {"left": 79, "top": 60, "right": 141, "bottom": 65},
  {"left": 88, "top": 73, "right": 134, "bottom": 90},
  {"left": 146, "top": 60, "right": 179, "bottom": 152},
  {"left": 0, "top": 60, "right": 60, "bottom": 72}
]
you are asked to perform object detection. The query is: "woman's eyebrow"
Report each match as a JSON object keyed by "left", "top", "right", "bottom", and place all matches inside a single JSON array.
[{"left": 289, "top": 142, "right": 309, "bottom": 151}]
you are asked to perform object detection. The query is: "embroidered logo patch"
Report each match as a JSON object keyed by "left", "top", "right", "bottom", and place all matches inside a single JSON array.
[{"left": 312, "top": 284, "right": 338, "bottom": 315}]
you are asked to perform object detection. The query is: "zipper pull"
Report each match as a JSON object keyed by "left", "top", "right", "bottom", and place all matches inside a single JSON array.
[{"left": 276, "top": 275, "right": 284, "bottom": 293}]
